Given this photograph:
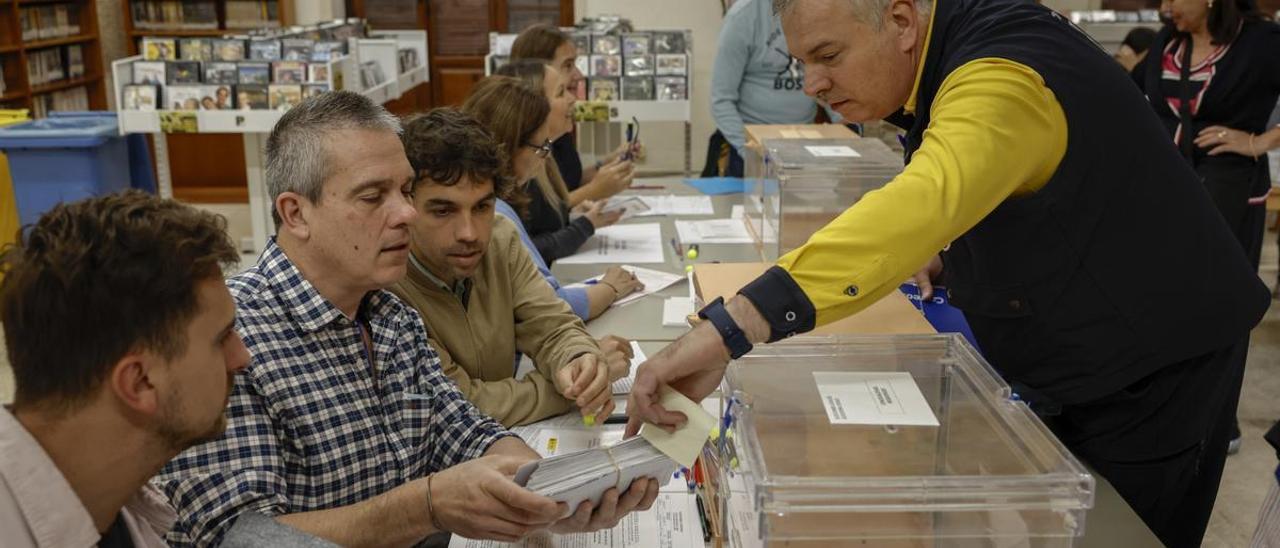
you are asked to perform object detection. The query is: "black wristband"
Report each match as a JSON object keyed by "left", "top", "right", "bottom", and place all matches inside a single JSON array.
[{"left": 697, "top": 297, "right": 754, "bottom": 359}]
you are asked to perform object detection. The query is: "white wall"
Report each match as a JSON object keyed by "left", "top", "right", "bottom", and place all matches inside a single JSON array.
[{"left": 575, "top": 0, "right": 728, "bottom": 175}]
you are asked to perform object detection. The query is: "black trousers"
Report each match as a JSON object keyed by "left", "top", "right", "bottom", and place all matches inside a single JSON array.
[{"left": 1044, "top": 341, "right": 1246, "bottom": 548}]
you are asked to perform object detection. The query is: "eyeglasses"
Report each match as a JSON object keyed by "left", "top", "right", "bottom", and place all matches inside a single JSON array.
[{"left": 525, "top": 138, "right": 553, "bottom": 159}]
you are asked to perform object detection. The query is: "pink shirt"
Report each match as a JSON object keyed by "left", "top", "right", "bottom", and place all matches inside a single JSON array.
[{"left": 0, "top": 407, "right": 174, "bottom": 547}]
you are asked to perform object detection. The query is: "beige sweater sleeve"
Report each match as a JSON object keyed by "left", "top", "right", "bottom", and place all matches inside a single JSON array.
[
  {"left": 427, "top": 333, "right": 573, "bottom": 427},
  {"left": 499, "top": 219, "right": 604, "bottom": 390}
]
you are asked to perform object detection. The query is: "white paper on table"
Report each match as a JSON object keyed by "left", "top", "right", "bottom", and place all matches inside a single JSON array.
[
  {"left": 568, "top": 265, "right": 685, "bottom": 308},
  {"left": 611, "top": 341, "right": 649, "bottom": 394},
  {"left": 628, "top": 195, "right": 715, "bottom": 217},
  {"left": 557, "top": 223, "right": 666, "bottom": 264},
  {"left": 729, "top": 204, "right": 744, "bottom": 219},
  {"left": 812, "top": 371, "right": 940, "bottom": 426},
  {"left": 674, "top": 219, "right": 754, "bottom": 244},
  {"left": 448, "top": 493, "right": 703, "bottom": 548},
  {"left": 603, "top": 196, "right": 651, "bottom": 221},
  {"left": 661, "top": 297, "right": 695, "bottom": 327}
]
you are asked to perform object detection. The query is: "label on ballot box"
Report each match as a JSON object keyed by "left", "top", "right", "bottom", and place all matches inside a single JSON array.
[
  {"left": 804, "top": 145, "right": 860, "bottom": 158},
  {"left": 812, "top": 371, "right": 939, "bottom": 426}
]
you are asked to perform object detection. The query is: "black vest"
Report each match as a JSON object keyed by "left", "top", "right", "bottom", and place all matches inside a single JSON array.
[{"left": 896, "top": 0, "right": 1270, "bottom": 404}]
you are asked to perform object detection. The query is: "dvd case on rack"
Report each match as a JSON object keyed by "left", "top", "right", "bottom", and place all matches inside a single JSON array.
[
  {"left": 204, "top": 62, "right": 239, "bottom": 84},
  {"left": 622, "top": 33, "right": 651, "bottom": 56},
  {"left": 166, "top": 61, "right": 202, "bottom": 84},
  {"left": 651, "top": 31, "right": 687, "bottom": 54},
  {"left": 621, "top": 77, "right": 654, "bottom": 100},
  {"left": 571, "top": 32, "right": 591, "bottom": 55},
  {"left": 589, "top": 78, "right": 620, "bottom": 101},
  {"left": 165, "top": 85, "right": 205, "bottom": 110},
  {"left": 592, "top": 34, "right": 621, "bottom": 55},
  {"left": 312, "top": 41, "right": 345, "bottom": 62},
  {"left": 122, "top": 85, "right": 159, "bottom": 111},
  {"left": 269, "top": 84, "right": 303, "bottom": 110},
  {"left": 141, "top": 37, "right": 177, "bottom": 61},
  {"left": 281, "top": 39, "right": 314, "bottom": 61},
  {"left": 208, "top": 85, "right": 235, "bottom": 110},
  {"left": 308, "top": 63, "right": 330, "bottom": 83},
  {"left": 655, "top": 54, "right": 688, "bottom": 75},
  {"left": 132, "top": 61, "right": 166, "bottom": 85},
  {"left": 398, "top": 48, "right": 420, "bottom": 72},
  {"left": 591, "top": 55, "right": 621, "bottom": 77},
  {"left": 212, "top": 39, "right": 246, "bottom": 61},
  {"left": 238, "top": 62, "right": 271, "bottom": 85},
  {"left": 249, "top": 39, "right": 282, "bottom": 61},
  {"left": 624, "top": 55, "right": 654, "bottom": 77},
  {"left": 236, "top": 84, "right": 269, "bottom": 110},
  {"left": 179, "top": 38, "right": 213, "bottom": 62},
  {"left": 359, "top": 61, "right": 387, "bottom": 88},
  {"left": 655, "top": 76, "right": 687, "bottom": 101},
  {"left": 272, "top": 61, "right": 307, "bottom": 84},
  {"left": 303, "top": 83, "right": 330, "bottom": 99}
]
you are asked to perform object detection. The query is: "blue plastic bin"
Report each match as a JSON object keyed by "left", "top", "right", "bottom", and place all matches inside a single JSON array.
[
  {"left": 49, "top": 112, "right": 156, "bottom": 195},
  {"left": 0, "top": 115, "right": 132, "bottom": 226}
]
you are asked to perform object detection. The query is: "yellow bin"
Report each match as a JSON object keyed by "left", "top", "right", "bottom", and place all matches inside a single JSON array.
[{"left": 0, "top": 109, "right": 31, "bottom": 283}]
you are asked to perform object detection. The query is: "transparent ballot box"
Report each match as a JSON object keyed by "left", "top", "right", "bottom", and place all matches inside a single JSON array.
[
  {"left": 744, "top": 137, "right": 903, "bottom": 261},
  {"left": 713, "top": 334, "right": 1095, "bottom": 547}
]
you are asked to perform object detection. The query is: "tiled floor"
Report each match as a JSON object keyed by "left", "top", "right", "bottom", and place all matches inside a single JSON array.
[{"left": 1, "top": 205, "right": 1277, "bottom": 546}]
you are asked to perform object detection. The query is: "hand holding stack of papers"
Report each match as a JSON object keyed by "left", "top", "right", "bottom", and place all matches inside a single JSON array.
[
  {"left": 513, "top": 388, "right": 716, "bottom": 518},
  {"left": 514, "top": 436, "right": 679, "bottom": 518}
]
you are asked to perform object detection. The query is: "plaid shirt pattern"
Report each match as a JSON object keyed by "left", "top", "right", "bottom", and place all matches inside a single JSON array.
[{"left": 155, "top": 240, "right": 513, "bottom": 546}]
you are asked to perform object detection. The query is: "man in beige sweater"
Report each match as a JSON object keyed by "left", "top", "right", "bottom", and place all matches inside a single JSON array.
[{"left": 392, "top": 108, "right": 630, "bottom": 427}]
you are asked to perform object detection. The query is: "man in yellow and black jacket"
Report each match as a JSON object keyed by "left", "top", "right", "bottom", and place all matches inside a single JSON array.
[{"left": 627, "top": 0, "right": 1271, "bottom": 546}]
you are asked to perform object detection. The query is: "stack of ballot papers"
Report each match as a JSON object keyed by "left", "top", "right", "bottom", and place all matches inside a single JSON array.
[{"left": 515, "top": 436, "right": 679, "bottom": 518}]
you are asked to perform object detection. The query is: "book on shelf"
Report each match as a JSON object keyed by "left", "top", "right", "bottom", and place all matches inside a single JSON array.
[
  {"left": 23, "top": 4, "right": 82, "bottom": 42},
  {"left": 226, "top": 1, "right": 282, "bottom": 30},
  {"left": 131, "top": 1, "right": 218, "bottom": 30},
  {"left": 27, "top": 49, "right": 67, "bottom": 87},
  {"left": 66, "top": 45, "right": 86, "bottom": 79},
  {"left": 32, "top": 87, "right": 89, "bottom": 119}
]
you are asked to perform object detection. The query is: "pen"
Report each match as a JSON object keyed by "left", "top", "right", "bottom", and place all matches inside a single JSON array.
[
  {"left": 603, "top": 414, "right": 628, "bottom": 424},
  {"left": 687, "top": 270, "right": 696, "bottom": 303},
  {"left": 695, "top": 492, "right": 712, "bottom": 541},
  {"left": 670, "top": 237, "right": 683, "bottom": 262},
  {"left": 630, "top": 184, "right": 665, "bottom": 190}
]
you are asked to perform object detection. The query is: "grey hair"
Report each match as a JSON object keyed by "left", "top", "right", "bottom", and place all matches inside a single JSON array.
[
  {"left": 265, "top": 90, "right": 402, "bottom": 227},
  {"left": 773, "top": 0, "right": 932, "bottom": 28}
]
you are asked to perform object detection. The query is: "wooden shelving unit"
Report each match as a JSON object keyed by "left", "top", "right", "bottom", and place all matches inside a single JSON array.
[
  {"left": 0, "top": 0, "right": 107, "bottom": 115},
  {"left": 122, "top": 0, "right": 295, "bottom": 55},
  {"left": 346, "top": 0, "right": 571, "bottom": 110}
]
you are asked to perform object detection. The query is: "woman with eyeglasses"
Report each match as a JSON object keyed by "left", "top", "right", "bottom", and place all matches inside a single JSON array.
[
  {"left": 510, "top": 24, "right": 638, "bottom": 204},
  {"left": 462, "top": 76, "right": 641, "bottom": 319}
]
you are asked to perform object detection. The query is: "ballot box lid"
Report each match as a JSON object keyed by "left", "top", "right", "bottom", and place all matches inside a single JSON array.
[{"left": 720, "top": 334, "right": 1095, "bottom": 542}]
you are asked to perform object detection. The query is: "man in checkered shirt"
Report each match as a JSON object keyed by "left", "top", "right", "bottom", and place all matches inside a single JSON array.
[{"left": 155, "top": 91, "right": 659, "bottom": 547}]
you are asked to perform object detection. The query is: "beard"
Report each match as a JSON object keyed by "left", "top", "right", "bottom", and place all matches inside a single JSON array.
[{"left": 157, "top": 374, "right": 235, "bottom": 452}]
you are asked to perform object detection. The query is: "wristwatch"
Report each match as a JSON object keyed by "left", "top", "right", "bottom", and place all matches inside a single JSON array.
[{"left": 697, "top": 297, "right": 754, "bottom": 359}]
